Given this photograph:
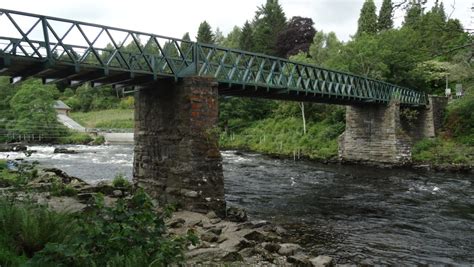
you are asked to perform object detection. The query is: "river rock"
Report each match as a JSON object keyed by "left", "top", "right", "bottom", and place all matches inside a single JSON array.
[
  {"left": 77, "top": 192, "right": 97, "bottom": 203},
  {"left": 251, "top": 220, "right": 270, "bottom": 228},
  {"left": 273, "top": 225, "right": 287, "bottom": 235},
  {"left": 236, "top": 239, "right": 255, "bottom": 250},
  {"left": 278, "top": 243, "right": 302, "bottom": 256},
  {"left": 309, "top": 255, "right": 334, "bottom": 267},
  {"left": 226, "top": 206, "right": 247, "bottom": 222},
  {"left": 168, "top": 218, "right": 186, "bottom": 228},
  {"left": 221, "top": 251, "right": 243, "bottom": 262},
  {"left": 112, "top": 190, "right": 123, "bottom": 197},
  {"left": 93, "top": 181, "right": 116, "bottom": 195},
  {"left": 186, "top": 247, "right": 227, "bottom": 262},
  {"left": 0, "top": 143, "right": 27, "bottom": 152},
  {"left": 201, "top": 232, "right": 219, "bottom": 243},
  {"left": 206, "top": 211, "right": 218, "bottom": 219},
  {"left": 263, "top": 242, "right": 281, "bottom": 253},
  {"left": 210, "top": 218, "right": 221, "bottom": 224},
  {"left": 288, "top": 253, "right": 311, "bottom": 266},
  {"left": 208, "top": 227, "right": 223, "bottom": 235},
  {"left": 243, "top": 230, "right": 267, "bottom": 242},
  {"left": 53, "top": 148, "right": 77, "bottom": 154},
  {"left": 42, "top": 168, "right": 87, "bottom": 185}
]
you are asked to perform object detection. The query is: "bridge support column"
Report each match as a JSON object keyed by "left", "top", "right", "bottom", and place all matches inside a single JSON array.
[
  {"left": 338, "top": 101, "right": 412, "bottom": 165},
  {"left": 133, "top": 77, "right": 225, "bottom": 214},
  {"left": 338, "top": 96, "right": 447, "bottom": 165}
]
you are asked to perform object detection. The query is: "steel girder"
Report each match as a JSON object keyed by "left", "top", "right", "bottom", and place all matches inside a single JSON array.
[{"left": 0, "top": 8, "right": 427, "bottom": 106}]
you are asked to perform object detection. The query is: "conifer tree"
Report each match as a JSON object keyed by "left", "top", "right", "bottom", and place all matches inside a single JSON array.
[
  {"left": 403, "top": 1, "right": 424, "bottom": 29},
  {"left": 223, "top": 26, "right": 242, "bottom": 49},
  {"left": 252, "top": 0, "right": 287, "bottom": 55},
  {"left": 239, "top": 21, "right": 254, "bottom": 51},
  {"left": 356, "top": 0, "right": 378, "bottom": 36},
  {"left": 377, "top": 0, "right": 393, "bottom": 31},
  {"left": 180, "top": 32, "right": 192, "bottom": 55},
  {"left": 196, "top": 21, "right": 214, "bottom": 44}
]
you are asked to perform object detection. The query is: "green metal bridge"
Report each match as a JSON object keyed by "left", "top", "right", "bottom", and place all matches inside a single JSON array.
[{"left": 0, "top": 9, "right": 427, "bottom": 106}]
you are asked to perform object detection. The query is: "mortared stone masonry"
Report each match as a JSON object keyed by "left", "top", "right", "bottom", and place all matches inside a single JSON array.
[
  {"left": 338, "top": 96, "right": 447, "bottom": 165},
  {"left": 133, "top": 77, "right": 225, "bottom": 214}
]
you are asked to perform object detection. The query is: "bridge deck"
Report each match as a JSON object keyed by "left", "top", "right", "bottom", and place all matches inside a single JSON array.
[{"left": 0, "top": 8, "right": 427, "bottom": 106}]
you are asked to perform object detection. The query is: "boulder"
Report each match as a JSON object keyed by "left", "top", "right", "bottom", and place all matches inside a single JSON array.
[
  {"left": 201, "top": 232, "right": 219, "bottom": 243},
  {"left": 263, "top": 242, "right": 281, "bottom": 253},
  {"left": 186, "top": 248, "right": 227, "bottom": 262},
  {"left": 251, "top": 220, "right": 270, "bottom": 228},
  {"left": 243, "top": 230, "right": 267, "bottom": 242},
  {"left": 309, "top": 255, "right": 334, "bottom": 267},
  {"left": 206, "top": 211, "right": 218, "bottom": 219},
  {"left": 112, "top": 190, "right": 123, "bottom": 197},
  {"left": 288, "top": 253, "right": 311, "bottom": 266},
  {"left": 236, "top": 239, "right": 255, "bottom": 250},
  {"left": 210, "top": 218, "right": 221, "bottom": 224},
  {"left": 208, "top": 227, "right": 223, "bottom": 235},
  {"left": 53, "top": 148, "right": 77, "bottom": 154},
  {"left": 221, "top": 251, "right": 243, "bottom": 262},
  {"left": 226, "top": 206, "right": 247, "bottom": 222},
  {"left": 278, "top": 243, "right": 302, "bottom": 256},
  {"left": 168, "top": 218, "right": 186, "bottom": 228},
  {"left": 42, "top": 168, "right": 87, "bottom": 185},
  {"left": 0, "top": 143, "right": 27, "bottom": 152}
]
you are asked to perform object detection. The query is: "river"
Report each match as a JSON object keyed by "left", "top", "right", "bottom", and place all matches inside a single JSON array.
[{"left": 1, "top": 145, "right": 473, "bottom": 265}]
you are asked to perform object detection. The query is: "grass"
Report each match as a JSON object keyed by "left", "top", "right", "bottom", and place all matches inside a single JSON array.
[
  {"left": 70, "top": 109, "right": 134, "bottom": 129},
  {"left": 220, "top": 117, "right": 344, "bottom": 160},
  {"left": 57, "top": 132, "right": 94, "bottom": 144},
  {"left": 112, "top": 173, "right": 131, "bottom": 189},
  {"left": 412, "top": 138, "right": 474, "bottom": 165}
]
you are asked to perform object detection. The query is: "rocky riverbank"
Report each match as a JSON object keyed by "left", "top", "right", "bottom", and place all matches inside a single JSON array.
[{"left": 0, "top": 166, "right": 334, "bottom": 266}]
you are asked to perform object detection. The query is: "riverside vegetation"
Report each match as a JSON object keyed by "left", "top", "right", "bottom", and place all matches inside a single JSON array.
[
  {"left": 0, "top": 159, "right": 197, "bottom": 266},
  {"left": 1, "top": 160, "right": 334, "bottom": 266},
  {"left": 0, "top": 0, "right": 472, "bottom": 161}
]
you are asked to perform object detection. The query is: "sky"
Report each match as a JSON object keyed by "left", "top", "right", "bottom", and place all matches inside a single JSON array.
[{"left": 0, "top": 0, "right": 472, "bottom": 42}]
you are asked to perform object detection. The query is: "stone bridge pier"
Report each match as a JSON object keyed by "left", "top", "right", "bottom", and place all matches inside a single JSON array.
[
  {"left": 133, "top": 77, "right": 225, "bottom": 214},
  {"left": 338, "top": 96, "right": 447, "bottom": 165}
]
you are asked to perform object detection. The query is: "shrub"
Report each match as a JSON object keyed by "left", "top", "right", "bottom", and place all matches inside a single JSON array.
[
  {"left": 0, "top": 198, "right": 76, "bottom": 264},
  {"left": 92, "top": 135, "right": 106, "bottom": 145},
  {"left": 31, "top": 190, "right": 197, "bottom": 266},
  {"left": 119, "top": 96, "right": 135, "bottom": 109},
  {"left": 444, "top": 91, "right": 474, "bottom": 144},
  {"left": 51, "top": 182, "right": 78, "bottom": 197},
  {"left": 112, "top": 173, "right": 131, "bottom": 188}
]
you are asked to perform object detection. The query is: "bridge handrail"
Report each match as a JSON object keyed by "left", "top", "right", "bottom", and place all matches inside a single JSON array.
[{"left": 0, "top": 8, "right": 428, "bottom": 106}]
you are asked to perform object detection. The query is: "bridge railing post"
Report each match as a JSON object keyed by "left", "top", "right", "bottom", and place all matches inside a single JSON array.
[
  {"left": 41, "top": 17, "right": 52, "bottom": 60},
  {"left": 193, "top": 43, "right": 199, "bottom": 75}
]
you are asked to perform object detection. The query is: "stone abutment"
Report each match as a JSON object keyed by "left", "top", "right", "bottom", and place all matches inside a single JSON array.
[
  {"left": 338, "top": 96, "right": 447, "bottom": 165},
  {"left": 133, "top": 77, "right": 225, "bottom": 214}
]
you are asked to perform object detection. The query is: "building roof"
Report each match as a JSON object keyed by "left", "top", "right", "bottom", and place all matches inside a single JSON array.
[{"left": 53, "top": 100, "right": 71, "bottom": 110}]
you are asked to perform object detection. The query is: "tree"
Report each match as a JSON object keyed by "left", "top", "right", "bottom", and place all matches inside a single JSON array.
[
  {"left": 180, "top": 32, "right": 192, "bottom": 57},
  {"left": 223, "top": 26, "right": 241, "bottom": 49},
  {"left": 252, "top": 0, "right": 287, "bottom": 55},
  {"left": 196, "top": 21, "right": 214, "bottom": 44},
  {"left": 403, "top": 1, "right": 424, "bottom": 29},
  {"left": 356, "top": 0, "right": 378, "bottom": 36},
  {"left": 276, "top": 16, "right": 316, "bottom": 58},
  {"left": 8, "top": 79, "right": 64, "bottom": 139},
  {"left": 308, "top": 31, "right": 343, "bottom": 67},
  {"left": 214, "top": 28, "right": 225, "bottom": 46},
  {"left": 239, "top": 21, "right": 254, "bottom": 51},
  {"left": 378, "top": 0, "right": 393, "bottom": 32}
]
